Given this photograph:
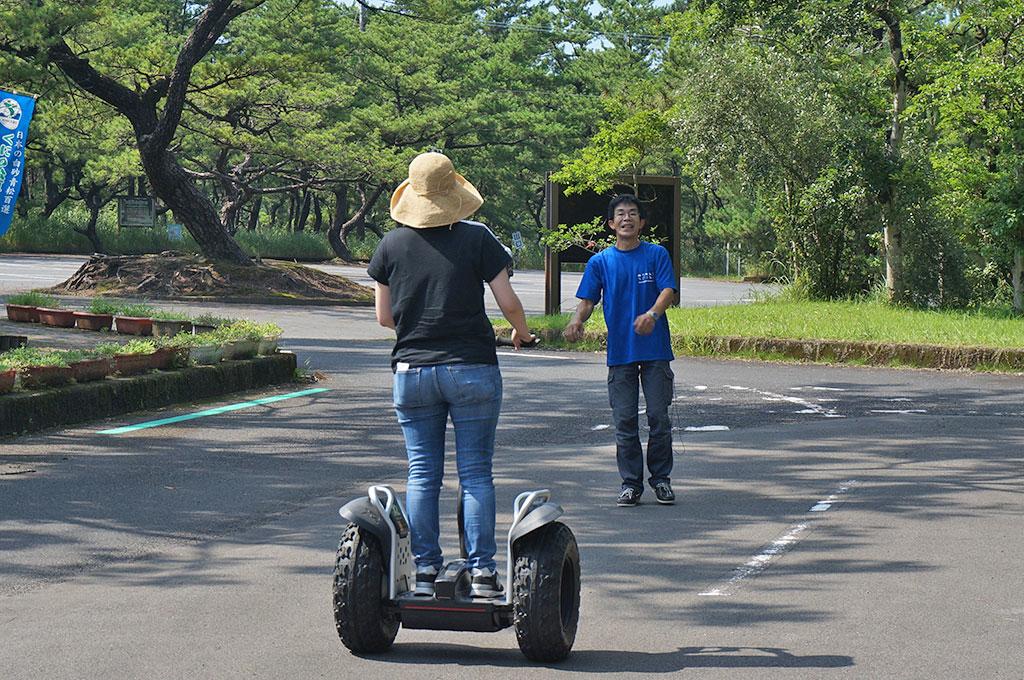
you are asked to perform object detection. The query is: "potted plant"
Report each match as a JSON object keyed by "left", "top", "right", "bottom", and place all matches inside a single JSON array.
[
  {"left": 0, "top": 347, "right": 73, "bottom": 388},
  {"left": 151, "top": 310, "right": 194, "bottom": 337},
  {"left": 0, "top": 352, "right": 17, "bottom": 393},
  {"left": 191, "top": 313, "right": 233, "bottom": 335},
  {"left": 74, "top": 297, "right": 120, "bottom": 331},
  {"left": 61, "top": 349, "right": 113, "bottom": 383},
  {"left": 216, "top": 320, "right": 262, "bottom": 359},
  {"left": 170, "top": 331, "right": 223, "bottom": 365},
  {"left": 36, "top": 300, "right": 78, "bottom": 328},
  {"left": 151, "top": 335, "right": 188, "bottom": 369},
  {"left": 0, "top": 365, "right": 14, "bottom": 394},
  {"left": 5, "top": 291, "right": 58, "bottom": 323},
  {"left": 114, "top": 303, "right": 156, "bottom": 336},
  {"left": 110, "top": 339, "right": 158, "bottom": 375},
  {"left": 256, "top": 322, "right": 283, "bottom": 355}
]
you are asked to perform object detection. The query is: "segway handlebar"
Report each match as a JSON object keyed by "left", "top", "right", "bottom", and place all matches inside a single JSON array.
[
  {"left": 512, "top": 489, "right": 551, "bottom": 525},
  {"left": 495, "top": 333, "right": 540, "bottom": 348}
]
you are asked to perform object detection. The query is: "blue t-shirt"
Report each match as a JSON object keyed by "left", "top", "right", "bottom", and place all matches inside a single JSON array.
[{"left": 576, "top": 241, "right": 676, "bottom": 366}]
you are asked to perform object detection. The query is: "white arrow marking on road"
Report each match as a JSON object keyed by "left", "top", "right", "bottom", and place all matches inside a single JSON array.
[{"left": 723, "top": 384, "right": 844, "bottom": 418}]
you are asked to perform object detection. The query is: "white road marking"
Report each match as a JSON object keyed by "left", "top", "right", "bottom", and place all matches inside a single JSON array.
[
  {"left": 700, "top": 480, "right": 858, "bottom": 597},
  {"left": 693, "top": 385, "right": 708, "bottom": 391},
  {"left": 591, "top": 424, "right": 610, "bottom": 431},
  {"left": 496, "top": 351, "right": 564, "bottom": 360},
  {"left": 870, "top": 409, "right": 927, "bottom": 414},
  {"left": 700, "top": 524, "right": 809, "bottom": 597},
  {"left": 683, "top": 425, "right": 730, "bottom": 432}
]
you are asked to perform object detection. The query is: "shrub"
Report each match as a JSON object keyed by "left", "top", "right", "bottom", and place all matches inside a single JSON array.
[
  {"left": 213, "top": 319, "right": 264, "bottom": 341},
  {"left": 119, "top": 339, "right": 157, "bottom": 355},
  {"left": 92, "top": 342, "right": 123, "bottom": 356},
  {"left": 87, "top": 297, "right": 123, "bottom": 315},
  {"left": 151, "top": 309, "right": 191, "bottom": 321},
  {"left": 117, "top": 303, "right": 156, "bottom": 318},
  {"left": 192, "top": 313, "right": 235, "bottom": 327},
  {"left": 0, "top": 347, "right": 69, "bottom": 369},
  {"left": 6, "top": 291, "right": 59, "bottom": 307},
  {"left": 256, "top": 322, "right": 283, "bottom": 338}
]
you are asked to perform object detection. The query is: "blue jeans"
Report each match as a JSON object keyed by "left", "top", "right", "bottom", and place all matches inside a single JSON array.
[
  {"left": 608, "top": 360, "right": 674, "bottom": 493},
  {"left": 393, "top": 363, "right": 502, "bottom": 572}
]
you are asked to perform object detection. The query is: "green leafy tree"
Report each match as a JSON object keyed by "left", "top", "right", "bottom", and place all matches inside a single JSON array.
[
  {"left": 912, "top": 0, "right": 1024, "bottom": 311},
  {"left": 1, "top": 0, "right": 266, "bottom": 264}
]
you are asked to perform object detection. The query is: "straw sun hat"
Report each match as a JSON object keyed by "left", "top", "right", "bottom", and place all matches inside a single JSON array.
[{"left": 389, "top": 152, "right": 483, "bottom": 228}]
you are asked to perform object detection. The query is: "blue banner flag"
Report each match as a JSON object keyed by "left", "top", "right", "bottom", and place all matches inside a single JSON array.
[{"left": 0, "top": 90, "right": 36, "bottom": 237}]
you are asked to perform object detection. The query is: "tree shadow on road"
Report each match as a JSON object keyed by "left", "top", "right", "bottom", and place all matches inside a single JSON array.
[{"left": 367, "top": 642, "right": 853, "bottom": 671}]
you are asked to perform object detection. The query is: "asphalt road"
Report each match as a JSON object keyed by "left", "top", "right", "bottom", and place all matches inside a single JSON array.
[
  {"left": 0, "top": 254, "right": 1021, "bottom": 679},
  {"left": 0, "top": 254, "right": 774, "bottom": 316}
]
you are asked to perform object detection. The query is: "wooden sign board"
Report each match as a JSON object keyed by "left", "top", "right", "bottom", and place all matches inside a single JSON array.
[{"left": 544, "top": 176, "right": 681, "bottom": 314}]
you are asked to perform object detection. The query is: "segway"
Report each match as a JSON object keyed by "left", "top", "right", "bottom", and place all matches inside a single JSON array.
[{"left": 332, "top": 485, "right": 581, "bottom": 661}]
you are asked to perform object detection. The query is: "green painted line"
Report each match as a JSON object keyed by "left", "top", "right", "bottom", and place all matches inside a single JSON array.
[{"left": 97, "top": 388, "right": 330, "bottom": 435}]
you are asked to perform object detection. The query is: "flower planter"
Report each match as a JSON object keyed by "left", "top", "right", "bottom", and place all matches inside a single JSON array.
[
  {"left": 20, "top": 364, "right": 74, "bottom": 389},
  {"left": 152, "top": 319, "right": 193, "bottom": 337},
  {"left": 69, "top": 357, "right": 113, "bottom": 383},
  {"left": 0, "top": 335, "right": 28, "bottom": 352},
  {"left": 113, "top": 352, "right": 157, "bottom": 376},
  {"left": 5, "top": 304, "right": 38, "bottom": 323},
  {"left": 36, "top": 307, "right": 77, "bottom": 328},
  {"left": 188, "top": 344, "right": 223, "bottom": 365},
  {"left": 151, "top": 347, "right": 184, "bottom": 370},
  {"left": 192, "top": 323, "right": 217, "bottom": 334},
  {"left": 114, "top": 316, "right": 153, "bottom": 336},
  {"left": 257, "top": 337, "right": 280, "bottom": 355},
  {"left": 222, "top": 339, "right": 258, "bottom": 360},
  {"left": 74, "top": 311, "right": 114, "bottom": 331},
  {"left": 0, "top": 369, "right": 15, "bottom": 394}
]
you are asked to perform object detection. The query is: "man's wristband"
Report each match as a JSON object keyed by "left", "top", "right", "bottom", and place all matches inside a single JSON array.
[{"left": 646, "top": 310, "right": 660, "bottom": 321}]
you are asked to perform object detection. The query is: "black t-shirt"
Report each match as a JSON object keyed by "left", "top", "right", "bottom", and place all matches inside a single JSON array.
[{"left": 367, "top": 220, "right": 512, "bottom": 370}]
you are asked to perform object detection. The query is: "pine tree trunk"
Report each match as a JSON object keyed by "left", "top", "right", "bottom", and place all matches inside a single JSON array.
[
  {"left": 328, "top": 184, "right": 386, "bottom": 261},
  {"left": 312, "top": 194, "right": 322, "bottom": 232},
  {"left": 42, "top": 4, "right": 255, "bottom": 265},
  {"left": 295, "top": 188, "right": 311, "bottom": 232},
  {"left": 74, "top": 196, "right": 104, "bottom": 253},
  {"left": 247, "top": 194, "right": 262, "bottom": 231},
  {"left": 1014, "top": 246, "right": 1023, "bottom": 313}
]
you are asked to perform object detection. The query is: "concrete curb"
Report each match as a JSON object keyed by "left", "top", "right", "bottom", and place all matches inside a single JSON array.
[
  {"left": 520, "top": 329, "right": 1024, "bottom": 372},
  {"left": 0, "top": 353, "right": 298, "bottom": 438}
]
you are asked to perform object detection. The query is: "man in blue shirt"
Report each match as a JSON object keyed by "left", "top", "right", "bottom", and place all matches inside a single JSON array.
[{"left": 564, "top": 194, "right": 677, "bottom": 507}]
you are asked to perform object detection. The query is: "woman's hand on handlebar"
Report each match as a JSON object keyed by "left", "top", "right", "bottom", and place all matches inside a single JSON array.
[{"left": 511, "top": 327, "right": 537, "bottom": 349}]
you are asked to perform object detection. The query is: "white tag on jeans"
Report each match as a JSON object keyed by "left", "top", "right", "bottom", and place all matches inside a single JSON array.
[{"left": 396, "top": 362, "right": 410, "bottom": 372}]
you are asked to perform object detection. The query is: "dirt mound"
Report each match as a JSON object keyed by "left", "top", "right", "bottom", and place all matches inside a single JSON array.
[{"left": 49, "top": 253, "right": 373, "bottom": 304}]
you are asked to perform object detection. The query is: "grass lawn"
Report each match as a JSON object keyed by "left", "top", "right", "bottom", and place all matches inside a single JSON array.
[{"left": 496, "top": 300, "right": 1024, "bottom": 366}]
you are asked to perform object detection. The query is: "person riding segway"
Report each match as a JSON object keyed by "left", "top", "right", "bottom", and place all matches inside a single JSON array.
[{"left": 331, "top": 153, "right": 580, "bottom": 661}]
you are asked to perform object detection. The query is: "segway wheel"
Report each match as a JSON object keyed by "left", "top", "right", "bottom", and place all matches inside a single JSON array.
[
  {"left": 512, "top": 521, "right": 581, "bottom": 662},
  {"left": 332, "top": 523, "right": 399, "bottom": 654}
]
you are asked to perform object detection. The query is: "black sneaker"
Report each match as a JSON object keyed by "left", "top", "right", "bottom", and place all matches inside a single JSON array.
[
  {"left": 617, "top": 487, "right": 641, "bottom": 507},
  {"left": 654, "top": 482, "right": 675, "bottom": 505},
  {"left": 470, "top": 568, "right": 504, "bottom": 598},
  {"left": 414, "top": 566, "right": 437, "bottom": 596}
]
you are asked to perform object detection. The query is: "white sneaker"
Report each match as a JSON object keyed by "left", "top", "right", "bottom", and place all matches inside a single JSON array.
[
  {"left": 470, "top": 567, "right": 503, "bottom": 598},
  {"left": 415, "top": 566, "right": 438, "bottom": 596}
]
